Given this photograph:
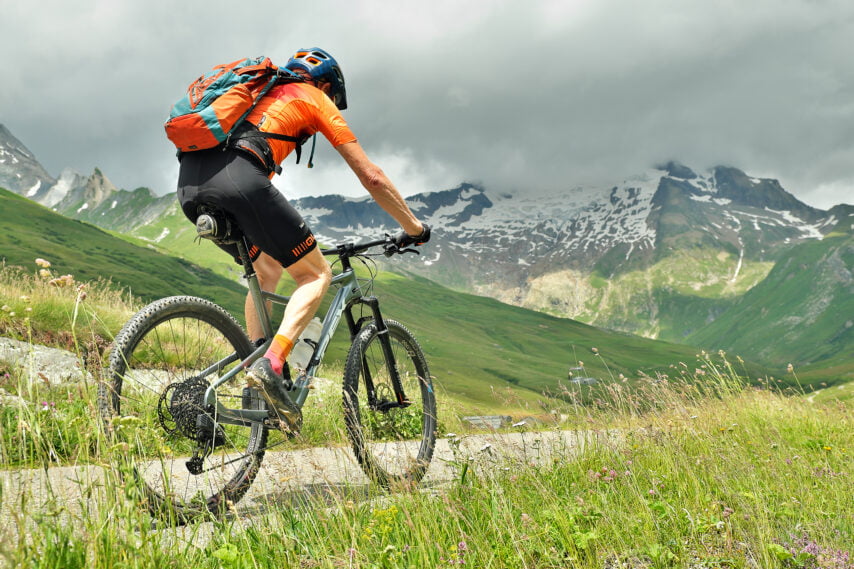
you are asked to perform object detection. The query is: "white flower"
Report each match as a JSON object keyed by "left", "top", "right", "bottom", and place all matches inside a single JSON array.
[{"left": 35, "top": 258, "right": 51, "bottom": 268}]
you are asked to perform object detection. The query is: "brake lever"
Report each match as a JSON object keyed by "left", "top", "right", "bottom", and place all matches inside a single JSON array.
[{"left": 382, "top": 242, "right": 421, "bottom": 257}]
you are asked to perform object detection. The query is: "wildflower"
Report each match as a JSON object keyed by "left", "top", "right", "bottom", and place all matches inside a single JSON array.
[
  {"left": 578, "top": 360, "right": 584, "bottom": 367},
  {"left": 787, "top": 363, "right": 794, "bottom": 373},
  {"left": 823, "top": 446, "right": 832, "bottom": 451},
  {"left": 19, "top": 295, "right": 30, "bottom": 302},
  {"left": 591, "top": 347, "right": 599, "bottom": 354},
  {"left": 1, "top": 305, "right": 10, "bottom": 312},
  {"left": 35, "top": 258, "right": 51, "bottom": 268}
]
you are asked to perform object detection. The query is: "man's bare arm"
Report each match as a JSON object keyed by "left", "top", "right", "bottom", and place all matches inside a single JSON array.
[{"left": 336, "top": 141, "right": 424, "bottom": 236}]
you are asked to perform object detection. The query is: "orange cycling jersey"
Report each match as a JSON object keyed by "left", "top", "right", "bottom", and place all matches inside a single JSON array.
[{"left": 246, "top": 82, "right": 356, "bottom": 169}]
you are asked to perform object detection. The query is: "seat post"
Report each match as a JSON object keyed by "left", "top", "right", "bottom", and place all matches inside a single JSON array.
[{"left": 237, "top": 237, "right": 274, "bottom": 340}]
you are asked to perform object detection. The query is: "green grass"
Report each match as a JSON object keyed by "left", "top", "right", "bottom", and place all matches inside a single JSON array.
[
  {"left": 688, "top": 233, "right": 854, "bottom": 377},
  {"left": 1, "top": 228, "right": 851, "bottom": 567},
  {"left": 4, "top": 185, "right": 765, "bottom": 414},
  {"left": 548, "top": 248, "right": 773, "bottom": 341},
  {"left": 0, "top": 345, "right": 850, "bottom": 568},
  {"left": 0, "top": 188, "right": 247, "bottom": 317}
]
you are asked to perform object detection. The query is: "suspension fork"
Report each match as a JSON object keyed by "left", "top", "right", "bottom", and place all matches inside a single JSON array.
[{"left": 345, "top": 297, "right": 411, "bottom": 408}]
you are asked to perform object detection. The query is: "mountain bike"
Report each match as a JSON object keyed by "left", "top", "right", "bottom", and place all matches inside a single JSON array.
[{"left": 97, "top": 210, "right": 438, "bottom": 522}]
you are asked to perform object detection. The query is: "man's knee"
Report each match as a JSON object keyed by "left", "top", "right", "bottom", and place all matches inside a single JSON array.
[{"left": 288, "top": 248, "right": 332, "bottom": 288}]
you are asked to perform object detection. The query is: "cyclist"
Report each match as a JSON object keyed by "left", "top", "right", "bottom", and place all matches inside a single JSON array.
[{"left": 177, "top": 48, "right": 430, "bottom": 432}]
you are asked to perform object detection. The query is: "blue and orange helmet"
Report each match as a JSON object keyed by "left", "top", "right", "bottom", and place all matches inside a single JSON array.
[{"left": 286, "top": 48, "right": 348, "bottom": 110}]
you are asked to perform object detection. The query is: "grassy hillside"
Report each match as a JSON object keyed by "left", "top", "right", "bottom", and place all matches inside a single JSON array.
[
  {"left": 361, "top": 271, "right": 724, "bottom": 410},
  {"left": 1, "top": 339, "right": 851, "bottom": 567},
  {"left": 0, "top": 188, "right": 247, "bottom": 316},
  {"left": 126, "top": 199, "right": 247, "bottom": 281},
  {"left": 521, "top": 248, "right": 772, "bottom": 341},
  {"left": 688, "top": 231, "right": 854, "bottom": 381},
  {"left": 3, "top": 187, "right": 762, "bottom": 414}
]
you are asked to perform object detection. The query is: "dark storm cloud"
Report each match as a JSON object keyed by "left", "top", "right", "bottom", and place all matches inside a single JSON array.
[{"left": 1, "top": 0, "right": 852, "bottom": 207}]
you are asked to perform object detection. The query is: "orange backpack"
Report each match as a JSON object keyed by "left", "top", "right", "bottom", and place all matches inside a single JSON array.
[{"left": 165, "top": 57, "right": 303, "bottom": 153}]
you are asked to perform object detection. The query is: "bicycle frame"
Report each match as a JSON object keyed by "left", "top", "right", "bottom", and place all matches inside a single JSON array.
[{"left": 202, "top": 237, "right": 405, "bottom": 428}]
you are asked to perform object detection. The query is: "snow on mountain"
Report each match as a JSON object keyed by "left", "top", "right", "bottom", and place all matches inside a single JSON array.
[
  {"left": 295, "top": 163, "right": 845, "bottom": 304},
  {"left": 0, "top": 124, "right": 56, "bottom": 198},
  {"left": 41, "top": 168, "right": 87, "bottom": 207}
]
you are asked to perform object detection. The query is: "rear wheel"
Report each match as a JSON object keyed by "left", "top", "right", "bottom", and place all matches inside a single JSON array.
[
  {"left": 342, "top": 320, "right": 437, "bottom": 487},
  {"left": 98, "top": 296, "right": 267, "bottom": 522}
]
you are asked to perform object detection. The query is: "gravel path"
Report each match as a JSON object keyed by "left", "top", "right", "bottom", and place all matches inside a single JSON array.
[
  {"left": 0, "top": 428, "right": 617, "bottom": 549},
  {"left": 0, "top": 338, "right": 619, "bottom": 550}
]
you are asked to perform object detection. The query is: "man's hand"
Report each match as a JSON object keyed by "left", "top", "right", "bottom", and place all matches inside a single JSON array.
[{"left": 392, "top": 223, "right": 431, "bottom": 247}]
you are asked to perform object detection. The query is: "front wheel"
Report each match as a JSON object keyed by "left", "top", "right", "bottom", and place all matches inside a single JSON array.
[
  {"left": 97, "top": 296, "right": 267, "bottom": 522},
  {"left": 343, "top": 320, "right": 437, "bottom": 487}
]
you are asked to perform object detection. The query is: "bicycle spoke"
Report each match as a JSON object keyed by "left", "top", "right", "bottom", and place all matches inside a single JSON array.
[
  {"left": 99, "top": 296, "right": 267, "bottom": 522},
  {"left": 343, "top": 320, "right": 437, "bottom": 486}
]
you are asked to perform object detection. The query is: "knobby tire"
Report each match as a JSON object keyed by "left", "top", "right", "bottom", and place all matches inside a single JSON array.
[
  {"left": 97, "top": 296, "right": 267, "bottom": 523},
  {"left": 342, "top": 320, "right": 437, "bottom": 487}
]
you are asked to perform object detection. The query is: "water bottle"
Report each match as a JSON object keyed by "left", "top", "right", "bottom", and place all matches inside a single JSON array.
[{"left": 289, "top": 317, "right": 322, "bottom": 371}]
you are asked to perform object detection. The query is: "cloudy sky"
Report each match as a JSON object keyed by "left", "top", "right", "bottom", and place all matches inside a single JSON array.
[{"left": 2, "top": 0, "right": 852, "bottom": 208}]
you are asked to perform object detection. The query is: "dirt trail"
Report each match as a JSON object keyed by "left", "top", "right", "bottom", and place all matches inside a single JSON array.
[{"left": 0, "top": 429, "right": 616, "bottom": 548}]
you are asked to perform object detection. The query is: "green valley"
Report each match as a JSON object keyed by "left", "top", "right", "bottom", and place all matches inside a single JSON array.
[{"left": 1, "top": 186, "right": 744, "bottom": 414}]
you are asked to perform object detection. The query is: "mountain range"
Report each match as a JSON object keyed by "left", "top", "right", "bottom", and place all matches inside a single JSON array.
[{"left": 1, "top": 123, "right": 851, "bottom": 373}]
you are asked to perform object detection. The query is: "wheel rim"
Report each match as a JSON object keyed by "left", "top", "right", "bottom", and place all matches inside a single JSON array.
[
  {"left": 347, "top": 325, "right": 436, "bottom": 484},
  {"left": 106, "top": 310, "right": 263, "bottom": 517}
]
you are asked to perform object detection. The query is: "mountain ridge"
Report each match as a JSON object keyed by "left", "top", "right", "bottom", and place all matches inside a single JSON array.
[{"left": 1, "top": 123, "right": 851, "bottom": 371}]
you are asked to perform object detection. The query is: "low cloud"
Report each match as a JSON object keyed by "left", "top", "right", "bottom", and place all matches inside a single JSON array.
[{"left": 1, "top": 0, "right": 851, "bottom": 208}]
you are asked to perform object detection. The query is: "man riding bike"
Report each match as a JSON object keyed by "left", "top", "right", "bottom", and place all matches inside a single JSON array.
[{"left": 176, "top": 48, "right": 430, "bottom": 433}]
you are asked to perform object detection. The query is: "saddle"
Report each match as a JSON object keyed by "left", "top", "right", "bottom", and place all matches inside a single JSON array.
[{"left": 195, "top": 209, "right": 243, "bottom": 245}]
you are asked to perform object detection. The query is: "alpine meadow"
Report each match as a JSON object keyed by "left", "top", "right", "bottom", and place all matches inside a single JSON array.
[{"left": 1, "top": 118, "right": 852, "bottom": 568}]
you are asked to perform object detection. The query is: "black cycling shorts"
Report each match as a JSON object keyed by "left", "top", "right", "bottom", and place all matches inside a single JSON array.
[{"left": 176, "top": 147, "right": 317, "bottom": 268}]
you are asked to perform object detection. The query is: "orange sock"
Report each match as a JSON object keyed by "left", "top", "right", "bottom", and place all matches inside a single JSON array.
[{"left": 264, "top": 335, "right": 293, "bottom": 375}]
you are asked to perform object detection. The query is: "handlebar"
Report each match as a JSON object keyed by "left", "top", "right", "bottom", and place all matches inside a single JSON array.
[{"left": 320, "top": 235, "right": 420, "bottom": 259}]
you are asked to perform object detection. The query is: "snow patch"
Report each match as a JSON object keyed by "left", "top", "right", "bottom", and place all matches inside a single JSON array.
[
  {"left": 766, "top": 208, "right": 824, "bottom": 239},
  {"left": 76, "top": 202, "right": 89, "bottom": 214},
  {"left": 730, "top": 237, "right": 744, "bottom": 283},
  {"left": 154, "top": 227, "right": 170, "bottom": 243},
  {"left": 422, "top": 252, "right": 441, "bottom": 266},
  {"left": 300, "top": 207, "right": 333, "bottom": 218},
  {"left": 460, "top": 187, "right": 480, "bottom": 200},
  {"left": 26, "top": 180, "right": 41, "bottom": 197}
]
